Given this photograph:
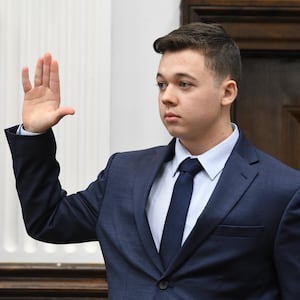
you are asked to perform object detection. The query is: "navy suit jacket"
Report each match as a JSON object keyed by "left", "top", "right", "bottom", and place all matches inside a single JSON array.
[{"left": 5, "top": 125, "right": 300, "bottom": 299}]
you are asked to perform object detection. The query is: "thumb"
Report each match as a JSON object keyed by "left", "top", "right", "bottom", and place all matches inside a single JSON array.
[
  {"left": 57, "top": 106, "right": 75, "bottom": 117},
  {"left": 54, "top": 106, "right": 75, "bottom": 123}
]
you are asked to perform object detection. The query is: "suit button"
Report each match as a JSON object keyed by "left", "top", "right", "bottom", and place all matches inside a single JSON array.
[{"left": 158, "top": 280, "right": 169, "bottom": 290}]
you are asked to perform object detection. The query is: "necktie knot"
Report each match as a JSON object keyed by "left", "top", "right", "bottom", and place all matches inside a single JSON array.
[{"left": 178, "top": 158, "right": 203, "bottom": 177}]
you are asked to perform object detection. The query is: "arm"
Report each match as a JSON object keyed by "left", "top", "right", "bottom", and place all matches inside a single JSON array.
[
  {"left": 274, "top": 187, "right": 300, "bottom": 299},
  {"left": 5, "top": 126, "right": 107, "bottom": 243},
  {"left": 4, "top": 54, "right": 103, "bottom": 243}
]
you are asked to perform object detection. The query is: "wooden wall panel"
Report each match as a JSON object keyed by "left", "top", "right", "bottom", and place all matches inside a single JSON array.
[
  {"left": 181, "top": 0, "right": 300, "bottom": 50},
  {"left": 181, "top": 0, "right": 300, "bottom": 170},
  {"left": 0, "top": 264, "right": 108, "bottom": 299}
]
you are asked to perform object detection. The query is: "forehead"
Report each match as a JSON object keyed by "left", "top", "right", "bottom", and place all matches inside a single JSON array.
[{"left": 157, "top": 49, "right": 209, "bottom": 78}]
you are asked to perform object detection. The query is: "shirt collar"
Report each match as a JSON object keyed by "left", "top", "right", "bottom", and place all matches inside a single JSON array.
[{"left": 172, "top": 124, "right": 239, "bottom": 180}]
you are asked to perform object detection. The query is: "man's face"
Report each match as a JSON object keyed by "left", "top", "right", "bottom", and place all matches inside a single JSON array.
[{"left": 157, "top": 49, "right": 232, "bottom": 153}]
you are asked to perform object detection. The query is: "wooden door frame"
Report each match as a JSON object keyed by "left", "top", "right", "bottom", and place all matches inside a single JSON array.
[{"left": 181, "top": 0, "right": 300, "bottom": 51}]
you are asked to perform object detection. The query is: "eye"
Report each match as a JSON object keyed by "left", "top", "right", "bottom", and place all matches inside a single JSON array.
[
  {"left": 179, "top": 81, "right": 192, "bottom": 89},
  {"left": 157, "top": 81, "right": 167, "bottom": 91}
]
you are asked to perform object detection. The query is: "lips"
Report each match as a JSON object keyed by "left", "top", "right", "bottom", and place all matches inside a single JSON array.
[{"left": 164, "top": 112, "right": 180, "bottom": 122}]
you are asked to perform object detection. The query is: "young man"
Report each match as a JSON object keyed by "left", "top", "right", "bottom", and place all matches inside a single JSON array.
[{"left": 5, "top": 22, "right": 300, "bottom": 299}]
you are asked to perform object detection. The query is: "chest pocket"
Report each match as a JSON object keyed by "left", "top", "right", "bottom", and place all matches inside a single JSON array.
[{"left": 213, "top": 224, "right": 264, "bottom": 238}]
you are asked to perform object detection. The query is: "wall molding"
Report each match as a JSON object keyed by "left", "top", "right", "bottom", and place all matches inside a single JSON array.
[
  {"left": 181, "top": 0, "right": 300, "bottom": 50},
  {"left": 0, "top": 263, "right": 108, "bottom": 299}
]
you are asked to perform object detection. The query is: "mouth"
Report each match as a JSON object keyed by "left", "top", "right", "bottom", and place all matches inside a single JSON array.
[{"left": 164, "top": 112, "right": 180, "bottom": 123}]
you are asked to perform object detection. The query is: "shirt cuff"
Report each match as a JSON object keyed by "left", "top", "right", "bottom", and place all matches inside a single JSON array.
[{"left": 17, "top": 125, "right": 44, "bottom": 136}]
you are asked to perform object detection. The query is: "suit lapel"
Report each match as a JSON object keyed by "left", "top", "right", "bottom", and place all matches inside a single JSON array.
[
  {"left": 133, "top": 140, "right": 175, "bottom": 273},
  {"left": 164, "top": 134, "right": 259, "bottom": 275}
]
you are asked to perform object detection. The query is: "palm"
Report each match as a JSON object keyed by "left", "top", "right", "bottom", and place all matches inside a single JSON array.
[{"left": 23, "top": 86, "right": 60, "bottom": 132}]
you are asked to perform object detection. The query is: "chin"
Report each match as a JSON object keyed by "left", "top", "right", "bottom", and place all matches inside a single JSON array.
[{"left": 166, "top": 130, "right": 182, "bottom": 140}]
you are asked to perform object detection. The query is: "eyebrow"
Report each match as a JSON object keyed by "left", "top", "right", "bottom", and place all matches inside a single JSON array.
[{"left": 156, "top": 72, "right": 197, "bottom": 81}]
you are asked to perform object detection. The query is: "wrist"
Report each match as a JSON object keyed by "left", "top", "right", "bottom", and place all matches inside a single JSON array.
[{"left": 17, "top": 124, "right": 45, "bottom": 136}]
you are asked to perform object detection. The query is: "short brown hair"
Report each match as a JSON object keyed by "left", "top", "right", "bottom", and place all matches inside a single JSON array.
[{"left": 153, "top": 22, "right": 242, "bottom": 86}]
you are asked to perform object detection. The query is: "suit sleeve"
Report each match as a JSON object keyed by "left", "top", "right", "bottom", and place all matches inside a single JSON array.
[
  {"left": 5, "top": 125, "right": 109, "bottom": 244},
  {"left": 274, "top": 186, "right": 300, "bottom": 299}
]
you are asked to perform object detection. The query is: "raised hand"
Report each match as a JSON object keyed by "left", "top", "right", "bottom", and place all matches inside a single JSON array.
[{"left": 22, "top": 52, "right": 75, "bottom": 133}]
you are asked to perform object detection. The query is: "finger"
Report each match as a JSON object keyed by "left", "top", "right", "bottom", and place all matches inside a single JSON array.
[
  {"left": 57, "top": 106, "right": 75, "bottom": 118},
  {"left": 50, "top": 59, "right": 60, "bottom": 97},
  {"left": 42, "top": 52, "right": 52, "bottom": 87},
  {"left": 34, "top": 57, "right": 43, "bottom": 87},
  {"left": 53, "top": 106, "right": 75, "bottom": 126},
  {"left": 22, "top": 66, "right": 32, "bottom": 93}
]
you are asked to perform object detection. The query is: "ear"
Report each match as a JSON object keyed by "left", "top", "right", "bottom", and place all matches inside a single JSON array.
[{"left": 221, "top": 79, "right": 238, "bottom": 106}]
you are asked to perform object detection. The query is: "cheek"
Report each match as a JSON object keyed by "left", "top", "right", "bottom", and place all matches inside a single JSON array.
[
  {"left": 191, "top": 91, "right": 220, "bottom": 112},
  {"left": 185, "top": 99, "right": 220, "bottom": 123},
  {"left": 158, "top": 98, "right": 163, "bottom": 113},
  {"left": 158, "top": 100, "right": 166, "bottom": 122}
]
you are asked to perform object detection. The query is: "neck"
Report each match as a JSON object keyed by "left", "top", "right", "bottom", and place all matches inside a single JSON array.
[{"left": 179, "top": 123, "right": 233, "bottom": 155}]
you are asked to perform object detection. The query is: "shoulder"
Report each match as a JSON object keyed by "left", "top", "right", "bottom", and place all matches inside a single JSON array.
[
  {"left": 256, "top": 148, "right": 300, "bottom": 182},
  {"left": 235, "top": 129, "right": 300, "bottom": 187},
  {"left": 109, "top": 144, "right": 170, "bottom": 169},
  {"left": 110, "top": 138, "right": 175, "bottom": 163}
]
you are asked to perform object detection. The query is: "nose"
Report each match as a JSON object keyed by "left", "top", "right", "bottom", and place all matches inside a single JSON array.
[{"left": 160, "top": 85, "right": 178, "bottom": 106}]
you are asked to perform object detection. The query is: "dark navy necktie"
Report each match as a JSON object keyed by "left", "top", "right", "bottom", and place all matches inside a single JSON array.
[{"left": 159, "top": 157, "right": 203, "bottom": 268}]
